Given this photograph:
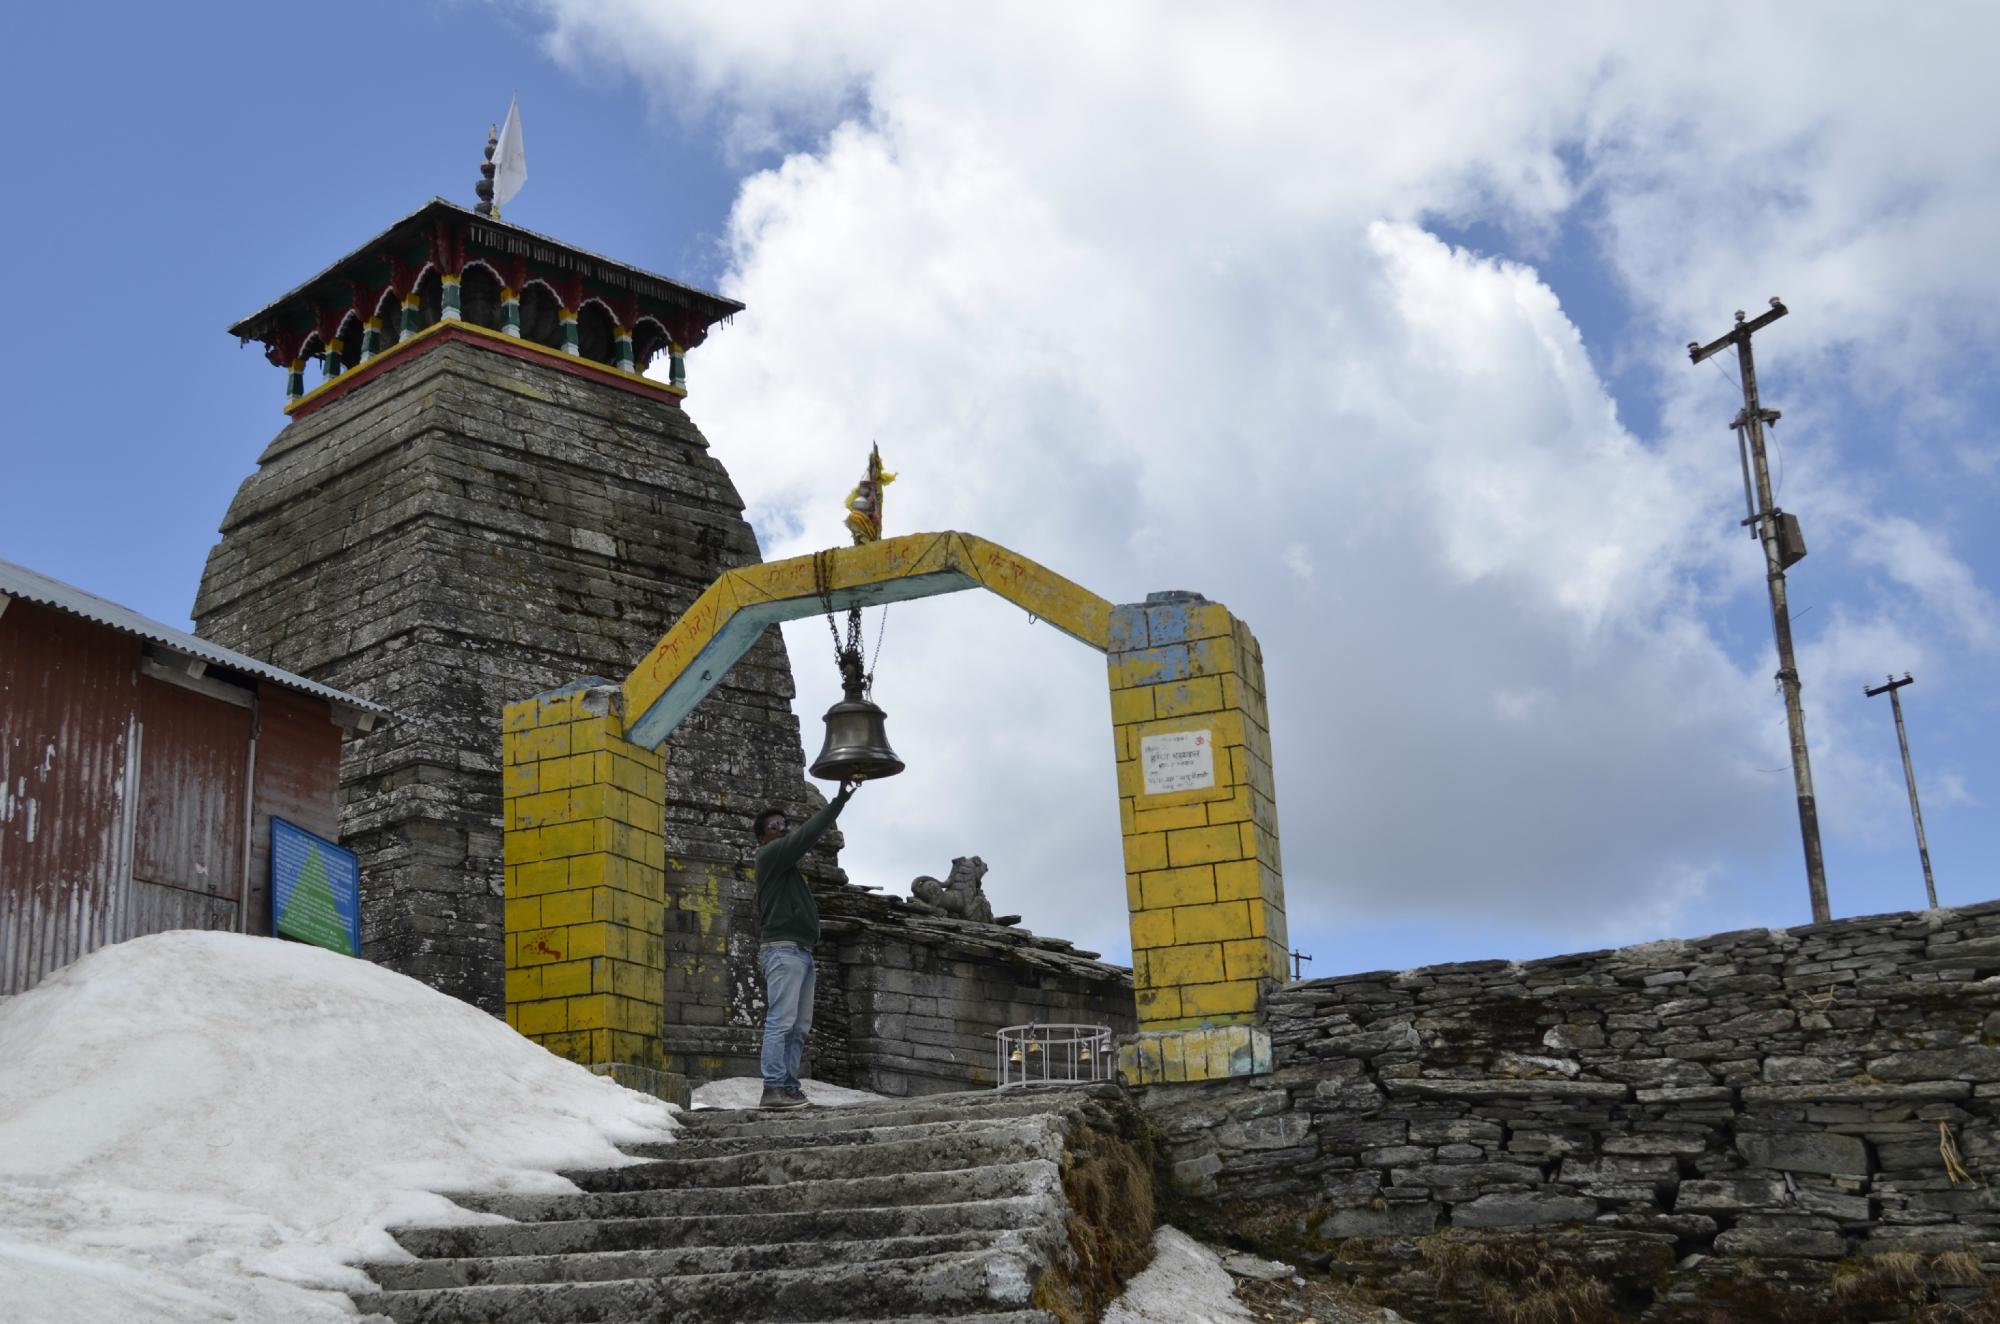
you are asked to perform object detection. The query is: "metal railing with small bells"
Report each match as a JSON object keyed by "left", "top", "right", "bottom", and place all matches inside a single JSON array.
[{"left": 995, "top": 1023, "right": 1115, "bottom": 1089}]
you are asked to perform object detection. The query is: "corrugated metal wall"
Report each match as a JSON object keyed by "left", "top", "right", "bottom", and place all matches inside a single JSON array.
[
  {"left": 0, "top": 598, "right": 345, "bottom": 994},
  {"left": 133, "top": 676, "right": 249, "bottom": 902},
  {"left": 1, "top": 601, "right": 137, "bottom": 993}
]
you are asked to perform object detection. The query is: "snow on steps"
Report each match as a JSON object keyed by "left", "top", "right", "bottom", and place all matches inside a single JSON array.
[{"left": 350, "top": 1084, "right": 1139, "bottom": 1324}]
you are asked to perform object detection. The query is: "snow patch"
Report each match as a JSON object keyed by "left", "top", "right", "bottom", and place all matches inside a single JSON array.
[
  {"left": 0, "top": 930, "right": 679, "bottom": 1323},
  {"left": 1105, "top": 1226, "right": 1255, "bottom": 1323}
]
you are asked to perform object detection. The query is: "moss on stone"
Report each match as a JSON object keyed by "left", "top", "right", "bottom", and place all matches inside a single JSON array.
[{"left": 1033, "top": 1115, "right": 1158, "bottom": 1324}]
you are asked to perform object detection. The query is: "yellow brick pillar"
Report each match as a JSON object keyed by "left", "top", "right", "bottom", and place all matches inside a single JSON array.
[
  {"left": 1109, "top": 593, "right": 1283, "bottom": 1085},
  {"left": 501, "top": 680, "right": 685, "bottom": 1104}
]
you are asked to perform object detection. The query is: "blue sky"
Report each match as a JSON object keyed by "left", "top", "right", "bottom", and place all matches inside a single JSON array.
[
  {"left": 0, "top": 1, "right": 737, "bottom": 618},
  {"left": 4, "top": 3, "right": 1995, "bottom": 977}
]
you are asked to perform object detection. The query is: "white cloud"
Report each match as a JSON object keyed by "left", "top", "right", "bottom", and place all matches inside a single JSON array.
[
  {"left": 536, "top": 3, "right": 2000, "bottom": 958},
  {"left": 1853, "top": 515, "right": 2000, "bottom": 653},
  {"left": 1281, "top": 543, "right": 1314, "bottom": 586}
]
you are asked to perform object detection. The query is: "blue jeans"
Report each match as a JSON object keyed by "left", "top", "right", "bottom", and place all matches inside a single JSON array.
[{"left": 759, "top": 942, "right": 815, "bottom": 1090}]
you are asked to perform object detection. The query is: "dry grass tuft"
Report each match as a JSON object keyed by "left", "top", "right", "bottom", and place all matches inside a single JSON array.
[
  {"left": 1414, "top": 1231, "right": 1618, "bottom": 1324},
  {"left": 1416, "top": 1229, "right": 1538, "bottom": 1282},
  {"left": 1817, "top": 1249, "right": 2000, "bottom": 1323},
  {"left": 1933, "top": 1251, "right": 1988, "bottom": 1287},
  {"left": 1477, "top": 1274, "right": 1616, "bottom": 1324},
  {"left": 1032, "top": 1122, "right": 1157, "bottom": 1324},
  {"left": 1842, "top": 1249, "right": 1928, "bottom": 1293}
]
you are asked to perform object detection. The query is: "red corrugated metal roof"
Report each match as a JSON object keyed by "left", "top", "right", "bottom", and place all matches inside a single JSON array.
[{"left": 0, "top": 558, "right": 388, "bottom": 716}]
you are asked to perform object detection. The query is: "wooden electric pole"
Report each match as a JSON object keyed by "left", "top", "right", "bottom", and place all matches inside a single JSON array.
[
  {"left": 1864, "top": 673, "right": 1938, "bottom": 909},
  {"left": 1689, "top": 299, "right": 1831, "bottom": 923}
]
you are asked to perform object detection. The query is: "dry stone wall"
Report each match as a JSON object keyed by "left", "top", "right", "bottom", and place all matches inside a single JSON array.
[
  {"left": 194, "top": 341, "right": 816, "bottom": 1017},
  {"left": 814, "top": 886, "right": 1138, "bottom": 1096},
  {"left": 1143, "top": 901, "right": 2000, "bottom": 1321}
]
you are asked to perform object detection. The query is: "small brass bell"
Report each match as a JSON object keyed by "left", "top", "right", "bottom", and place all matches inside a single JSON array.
[{"left": 809, "top": 648, "right": 905, "bottom": 782}]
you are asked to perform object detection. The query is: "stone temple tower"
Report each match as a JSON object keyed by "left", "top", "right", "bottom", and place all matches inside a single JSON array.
[{"left": 196, "top": 187, "right": 825, "bottom": 1055}]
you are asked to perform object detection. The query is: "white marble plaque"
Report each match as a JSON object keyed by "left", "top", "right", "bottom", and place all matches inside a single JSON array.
[{"left": 1141, "top": 729, "right": 1216, "bottom": 795}]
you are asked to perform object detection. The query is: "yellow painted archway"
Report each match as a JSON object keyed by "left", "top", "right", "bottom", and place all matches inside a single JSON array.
[
  {"left": 622, "top": 533, "right": 1108, "bottom": 744},
  {"left": 501, "top": 531, "right": 1284, "bottom": 1087}
]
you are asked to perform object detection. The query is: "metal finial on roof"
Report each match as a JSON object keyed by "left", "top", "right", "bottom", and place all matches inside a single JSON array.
[{"left": 474, "top": 124, "right": 499, "bottom": 217}]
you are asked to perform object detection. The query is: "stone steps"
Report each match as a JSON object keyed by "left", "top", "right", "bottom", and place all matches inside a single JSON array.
[
  {"left": 445, "top": 1156, "right": 1060, "bottom": 1223},
  {"left": 561, "top": 1116, "right": 1064, "bottom": 1192},
  {"left": 351, "top": 1246, "right": 1041, "bottom": 1322},
  {"left": 354, "top": 1086, "right": 1141, "bottom": 1323},
  {"left": 390, "top": 1196, "right": 1050, "bottom": 1262},
  {"left": 368, "top": 1230, "right": 1006, "bottom": 1291},
  {"left": 674, "top": 1090, "right": 1080, "bottom": 1142},
  {"left": 619, "top": 1114, "right": 1034, "bottom": 1161}
]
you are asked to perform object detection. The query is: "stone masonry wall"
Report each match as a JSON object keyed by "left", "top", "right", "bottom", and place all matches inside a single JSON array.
[
  {"left": 1143, "top": 901, "right": 2000, "bottom": 1321},
  {"left": 814, "top": 885, "right": 1138, "bottom": 1097},
  {"left": 194, "top": 341, "right": 821, "bottom": 1021}
]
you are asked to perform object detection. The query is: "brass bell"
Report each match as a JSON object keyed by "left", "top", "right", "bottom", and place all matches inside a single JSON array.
[{"left": 809, "top": 648, "right": 905, "bottom": 782}]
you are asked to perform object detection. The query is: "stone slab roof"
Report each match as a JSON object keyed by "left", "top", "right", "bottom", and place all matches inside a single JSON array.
[{"left": 819, "top": 882, "right": 1135, "bottom": 987}]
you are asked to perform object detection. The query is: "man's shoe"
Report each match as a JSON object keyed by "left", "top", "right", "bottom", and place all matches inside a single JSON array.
[
  {"left": 760, "top": 1086, "right": 808, "bottom": 1110},
  {"left": 785, "top": 1086, "right": 813, "bottom": 1106}
]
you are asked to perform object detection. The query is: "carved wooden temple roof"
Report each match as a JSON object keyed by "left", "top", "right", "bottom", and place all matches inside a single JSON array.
[{"left": 227, "top": 198, "right": 743, "bottom": 414}]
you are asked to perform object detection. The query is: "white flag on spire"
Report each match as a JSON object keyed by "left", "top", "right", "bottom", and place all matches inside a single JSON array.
[{"left": 494, "top": 97, "right": 527, "bottom": 208}]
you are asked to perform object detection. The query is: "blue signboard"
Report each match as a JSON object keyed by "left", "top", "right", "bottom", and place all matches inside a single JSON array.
[{"left": 271, "top": 818, "right": 361, "bottom": 956}]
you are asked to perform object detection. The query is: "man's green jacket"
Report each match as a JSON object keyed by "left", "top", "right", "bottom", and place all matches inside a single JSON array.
[{"left": 754, "top": 787, "right": 852, "bottom": 947}]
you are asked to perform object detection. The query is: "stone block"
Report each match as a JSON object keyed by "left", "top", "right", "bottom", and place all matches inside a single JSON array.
[
  {"left": 1171, "top": 1150, "right": 1223, "bottom": 1192},
  {"left": 1792, "top": 1185, "right": 1872, "bottom": 1221},
  {"left": 1388, "top": 1078, "right": 1631, "bottom": 1102},
  {"left": 1713, "top": 1225, "right": 1847, "bottom": 1258},
  {"left": 1110, "top": 686, "right": 1155, "bottom": 724},
  {"left": 1155, "top": 676, "right": 1224, "bottom": 719},
  {"left": 1133, "top": 802, "right": 1209, "bottom": 834},
  {"left": 1180, "top": 979, "right": 1260, "bottom": 1018},
  {"left": 1506, "top": 1131, "right": 1596, "bottom": 1158},
  {"left": 1167, "top": 824, "right": 1244, "bottom": 869},
  {"left": 1143, "top": 943, "right": 1227, "bottom": 987},
  {"left": 1675, "top": 1177, "right": 1790, "bottom": 1212},
  {"left": 1390, "top": 1162, "right": 1546, "bottom": 1189},
  {"left": 1120, "top": 1026, "right": 1272, "bottom": 1087},
  {"left": 1867, "top": 1048, "right": 2000, "bottom": 1082},
  {"left": 1211, "top": 858, "right": 1262, "bottom": 902},
  {"left": 1173, "top": 901, "right": 1253, "bottom": 945},
  {"left": 1635, "top": 1086, "right": 1734, "bottom": 1103},
  {"left": 1135, "top": 985, "right": 1181, "bottom": 1021},
  {"left": 1603, "top": 1132, "right": 1711, "bottom": 1155},
  {"left": 1320, "top": 1119, "right": 1409, "bottom": 1153},
  {"left": 1735, "top": 1131, "right": 1870, "bottom": 1176},
  {"left": 1744, "top": 1082, "right": 1970, "bottom": 1104},
  {"left": 1122, "top": 831, "right": 1169, "bottom": 874},
  {"left": 1762, "top": 1055, "right": 1855, "bottom": 1084},
  {"left": 1560, "top": 1155, "right": 1679, "bottom": 1186},
  {"left": 1129, "top": 908, "right": 1176, "bottom": 950},
  {"left": 1409, "top": 1119, "right": 1504, "bottom": 1145},
  {"left": 1220, "top": 1114, "right": 1312, "bottom": 1152},
  {"left": 1452, "top": 1193, "right": 1600, "bottom": 1228},
  {"left": 1597, "top": 1058, "right": 1715, "bottom": 1087},
  {"left": 1319, "top": 1202, "right": 1440, "bottom": 1237}
]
